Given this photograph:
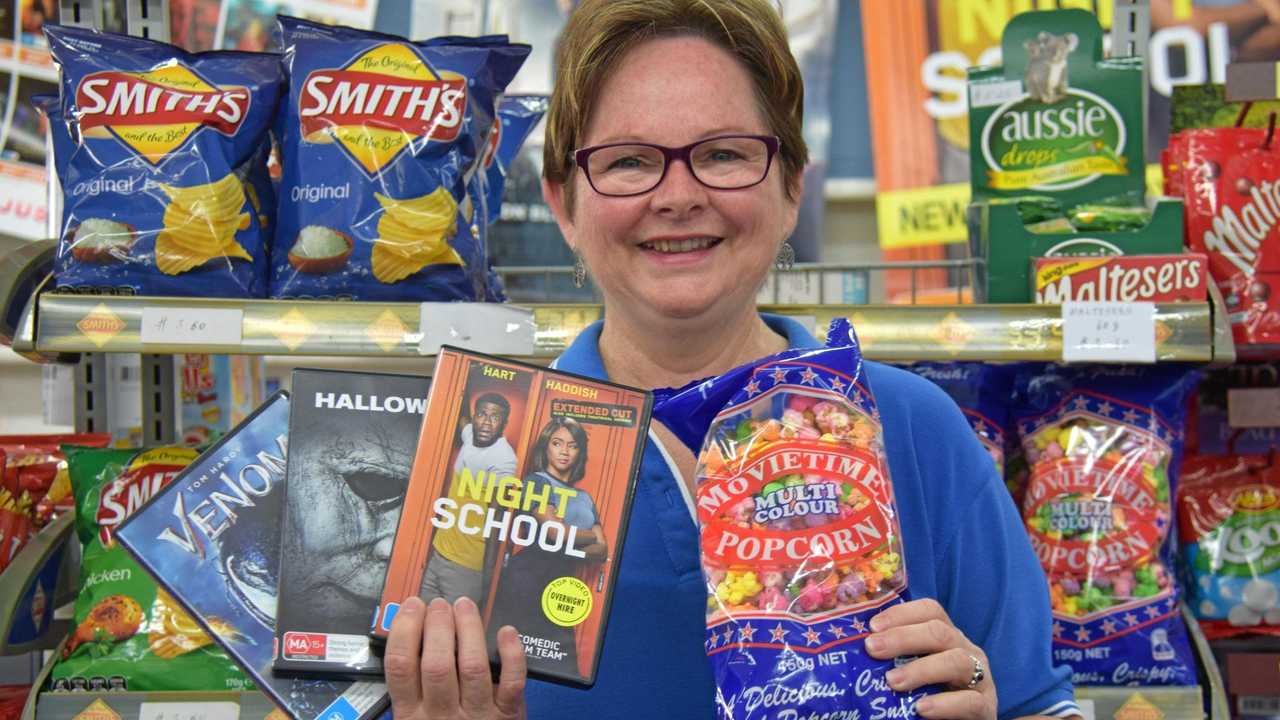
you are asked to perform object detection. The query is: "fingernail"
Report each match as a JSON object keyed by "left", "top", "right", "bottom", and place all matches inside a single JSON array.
[
  {"left": 454, "top": 596, "right": 476, "bottom": 613},
  {"left": 885, "top": 668, "right": 904, "bottom": 688},
  {"left": 402, "top": 596, "right": 425, "bottom": 613},
  {"left": 916, "top": 699, "right": 934, "bottom": 715},
  {"left": 428, "top": 597, "right": 450, "bottom": 612},
  {"left": 865, "top": 635, "right": 884, "bottom": 653},
  {"left": 869, "top": 615, "right": 888, "bottom": 632}
]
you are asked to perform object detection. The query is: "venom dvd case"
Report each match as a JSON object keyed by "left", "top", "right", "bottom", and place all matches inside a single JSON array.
[
  {"left": 274, "top": 370, "right": 430, "bottom": 678},
  {"left": 374, "top": 348, "right": 650, "bottom": 687},
  {"left": 117, "top": 392, "right": 390, "bottom": 720}
]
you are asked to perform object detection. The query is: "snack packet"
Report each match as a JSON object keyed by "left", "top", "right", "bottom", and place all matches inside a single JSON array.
[
  {"left": 48, "top": 446, "right": 252, "bottom": 692},
  {"left": 482, "top": 95, "right": 548, "bottom": 225},
  {"left": 1178, "top": 123, "right": 1280, "bottom": 353},
  {"left": 271, "top": 18, "right": 529, "bottom": 301},
  {"left": 1014, "top": 365, "right": 1199, "bottom": 686},
  {"left": 0, "top": 433, "right": 112, "bottom": 524},
  {"left": 44, "top": 25, "right": 282, "bottom": 297},
  {"left": 1068, "top": 204, "right": 1151, "bottom": 232},
  {"left": 654, "top": 319, "right": 930, "bottom": 720},
  {"left": 1178, "top": 455, "right": 1280, "bottom": 639}
]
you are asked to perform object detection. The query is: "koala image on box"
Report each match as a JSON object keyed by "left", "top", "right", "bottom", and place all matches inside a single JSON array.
[{"left": 1024, "top": 31, "right": 1078, "bottom": 104}]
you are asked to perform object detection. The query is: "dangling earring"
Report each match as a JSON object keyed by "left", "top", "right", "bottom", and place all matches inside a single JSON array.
[
  {"left": 573, "top": 255, "right": 587, "bottom": 288},
  {"left": 774, "top": 241, "right": 795, "bottom": 271}
]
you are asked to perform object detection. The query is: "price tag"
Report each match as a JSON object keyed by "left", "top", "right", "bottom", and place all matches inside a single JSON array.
[
  {"left": 1061, "top": 301, "right": 1156, "bottom": 363},
  {"left": 141, "top": 307, "right": 243, "bottom": 345},
  {"left": 1228, "top": 388, "right": 1280, "bottom": 428},
  {"left": 138, "top": 701, "right": 239, "bottom": 720},
  {"left": 419, "top": 303, "right": 535, "bottom": 356},
  {"left": 969, "top": 79, "right": 1024, "bottom": 108}
]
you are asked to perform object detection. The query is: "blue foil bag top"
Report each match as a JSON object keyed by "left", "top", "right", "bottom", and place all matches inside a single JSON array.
[
  {"left": 482, "top": 95, "right": 547, "bottom": 225},
  {"left": 271, "top": 17, "right": 528, "bottom": 301},
  {"left": 654, "top": 319, "right": 931, "bottom": 720},
  {"left": 45, "top": 25, "right": 282, "bottom": 297},
  {"left": 1013, "top": 364, "right": 1200, "bottom": 686},
  {"left": 115, "top": 392, "right": 391, "bottom": 720}
]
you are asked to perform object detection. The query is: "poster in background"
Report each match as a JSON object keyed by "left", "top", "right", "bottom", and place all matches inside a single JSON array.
[
  {"left": 862, "top": 0, "right": 1280, "bottom": 257},
  {"left": 171, "top": 0, "right": 224, "bottom": 51},
  {"left": 215, "top": 0, "right": 377, "bottom": 50}
]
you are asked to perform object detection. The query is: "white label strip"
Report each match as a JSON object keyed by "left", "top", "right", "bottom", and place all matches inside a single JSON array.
[
  {"left": 141, "top": 307, "right": 243, "bottom": 346},
  {"left": 419, "top": 303, "right": 535, "bottom": 356},
  {"left": 1061, "top": 301, "right": 1156, "bottom": 363}
]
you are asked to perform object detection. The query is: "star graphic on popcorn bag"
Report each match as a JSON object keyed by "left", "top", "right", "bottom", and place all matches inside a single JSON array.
[{"left": 769, "top": 624, "right": 789, "bottom": 643}]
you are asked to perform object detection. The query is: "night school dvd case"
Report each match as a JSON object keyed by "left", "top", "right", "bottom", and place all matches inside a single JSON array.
[
  {"left": 116, "top": 392, "right": 390, "bottom": 720},
  {"left": 374, "top": 348, "right": 651, "bottom": 687},
  {"left": 274, "top": 369, "right": 431, "bottom": 678}
]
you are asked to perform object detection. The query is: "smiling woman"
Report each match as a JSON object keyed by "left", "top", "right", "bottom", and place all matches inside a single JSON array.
[{"left": 382, "top": 2, "right": 1081, "bottom": 720}]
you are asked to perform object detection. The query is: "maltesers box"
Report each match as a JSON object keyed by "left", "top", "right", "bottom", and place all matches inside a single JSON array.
[{"left": 1031, "top": 254, "right": 1209, "bottom": 303}]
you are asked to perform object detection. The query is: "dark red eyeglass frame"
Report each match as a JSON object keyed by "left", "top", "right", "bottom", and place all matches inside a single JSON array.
[{"left": 572, "top": 134, "right": 781, "bottom": 197}]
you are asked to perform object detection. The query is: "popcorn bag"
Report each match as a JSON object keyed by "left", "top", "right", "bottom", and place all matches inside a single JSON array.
[
  {"left": 1014, "top": 365, "right": 1200, "bottom": 686},
  {"left": 655, "top": 320, "right": 930, "bottom": 720}
]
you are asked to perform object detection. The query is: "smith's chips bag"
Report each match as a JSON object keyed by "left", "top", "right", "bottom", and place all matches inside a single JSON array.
[
  {"left": 654, "top": 320, "right": 932, "bottom": 720},
  {"left": 482, "top": 95, "right": 548, "bottom": 225},
  {"left": 49, "top": 445, "right": 252, "bottom": 692},
  {"left": 271, "top": 18, "right": 529, "bottom": 301},
  {"left": 44, "top": 25, "right": 282, "bottom": 297},
  {"left": 1015, "top": 365, "right": 1199, "bottom": 686}
]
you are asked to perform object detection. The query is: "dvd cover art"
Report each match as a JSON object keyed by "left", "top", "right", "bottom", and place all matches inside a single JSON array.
[
  {"left": 374, "top": 348, "right": 651, "bottom": 686},
  {"left": 275, "top": 370, "right": 431, "bottom": 678},
  {"left": 116, "top": 392, "right": 390, "bottom": 720}
]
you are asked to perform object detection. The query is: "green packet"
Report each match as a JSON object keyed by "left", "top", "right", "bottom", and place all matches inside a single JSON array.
[
  {"left": 989, "top": 195, "right": 1064, "bottom": 225},
  {"left": 47, "top": 445, "right": 254, "bottom": 693},
  {"left": 968, "top": 9, "right": 1145, "bottom": 208},
  {"left": 1068, "top": 203, "right": 1151, "bottom": 232}
]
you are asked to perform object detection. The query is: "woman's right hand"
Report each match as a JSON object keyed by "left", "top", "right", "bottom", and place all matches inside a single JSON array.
[{"left": 385, "top": 596, "right": 528, "bottom": 720}]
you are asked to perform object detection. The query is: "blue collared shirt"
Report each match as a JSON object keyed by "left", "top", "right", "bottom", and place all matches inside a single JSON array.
[{"left": 530, "top": 315, "right": 1078, "bottom": 719}]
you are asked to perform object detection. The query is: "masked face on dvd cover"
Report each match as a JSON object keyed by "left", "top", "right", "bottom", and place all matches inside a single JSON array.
[{"left": 282, "top": 412, "right": 416, "bottom": 622}]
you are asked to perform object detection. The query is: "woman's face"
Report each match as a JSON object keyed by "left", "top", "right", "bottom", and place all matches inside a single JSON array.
[
  {"left": 546, "top": 36, "right": 801, "bottom": 324},
  {"left": 547, "top": 427, "right": 580, "bottom": 477}
]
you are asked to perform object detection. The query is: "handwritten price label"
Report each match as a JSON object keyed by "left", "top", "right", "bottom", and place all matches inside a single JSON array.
[
  {"left": 141, "top": 307, "right": 243, "bottom": 346},
  {"left": 1061, "top": 301, "right": 1156, "bottom": 363},
  {"left": 138, "top": 701, "right": 239, "bottom": 720}
]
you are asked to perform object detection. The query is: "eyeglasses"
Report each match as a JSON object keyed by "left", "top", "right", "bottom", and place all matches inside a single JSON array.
[{"left": 574, "top": 134, "right": 780, "bottom": 197}]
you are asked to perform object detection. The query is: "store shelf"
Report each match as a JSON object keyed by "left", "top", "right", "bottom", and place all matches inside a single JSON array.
[{"left": 26, "top": 295, "right": 1220, "bottom": 362}]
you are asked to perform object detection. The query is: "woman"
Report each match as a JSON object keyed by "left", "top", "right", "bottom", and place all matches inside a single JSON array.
[
  {"left": 384, "top": 2, "right": 1079, "bottom": 719},
  {"left": 486, "top": 417, "right": 607, "bottom": 681}
]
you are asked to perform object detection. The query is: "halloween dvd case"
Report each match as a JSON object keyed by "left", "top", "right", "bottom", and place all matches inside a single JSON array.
[{"left": 274, "top": 370, "right": 431, "bottom": 678}]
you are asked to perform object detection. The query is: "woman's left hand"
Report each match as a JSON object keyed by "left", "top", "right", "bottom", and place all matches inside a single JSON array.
[{"left": 866, "top": 598, "right": 997, "bottom": 720}]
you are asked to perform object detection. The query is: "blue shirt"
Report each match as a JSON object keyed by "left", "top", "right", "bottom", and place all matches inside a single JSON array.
[{"left": 530, "top": 315, "right": 1078, "bottom": 719}]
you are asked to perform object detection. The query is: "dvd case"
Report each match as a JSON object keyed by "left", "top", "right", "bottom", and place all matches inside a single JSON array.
[
  {"left": 275, "top": 370, "right": 431, "bottom": 678},
  {"left": 374, "top": 348, "right": 651, "bottom": 687},
  {"left": 116, "top": 392, "right": 390, "bottom": 720}
]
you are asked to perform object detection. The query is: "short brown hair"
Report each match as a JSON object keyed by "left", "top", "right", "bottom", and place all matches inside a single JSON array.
[{"left": 543, "top": 0, "right": 808, "bottom": 211}]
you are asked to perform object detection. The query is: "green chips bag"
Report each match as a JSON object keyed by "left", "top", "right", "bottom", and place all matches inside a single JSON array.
[{"left": 48, "top": 446, "right": 253, "bottom": 692}]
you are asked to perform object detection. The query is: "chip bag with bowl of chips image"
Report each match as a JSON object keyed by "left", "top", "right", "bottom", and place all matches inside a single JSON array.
[
  {"left": 270, "top": 18, "right": 528, "bottom": 301},
  {"left": 44, "top": 25, "right": 282, "bottom": 298}
]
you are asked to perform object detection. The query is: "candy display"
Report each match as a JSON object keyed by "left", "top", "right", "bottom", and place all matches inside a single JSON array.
[
  {"left": 1178, "top": 455, "right": 1280, "bottom": 640},
  {"left": 1015, "top": 365, "right": 1200, "bottom": 686},
  {"left": 271, "top": 18, "right": 529, "bottom": 301},
  {"left": 44, "top": 25, "right": 283, "bottom": 297},
  {"left": 653, "top": 319, "right": 929, "bottom": 720},
  {"left": 49, "top": 446, "right": 252, "bottom": 692}
]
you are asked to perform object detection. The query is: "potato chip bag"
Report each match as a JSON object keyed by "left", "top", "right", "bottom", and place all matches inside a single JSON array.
[
  {"left": 44, "top": 25, "right": 281, "bottom": 297},
  {"left": 271, "top": 18, "right": 528, "bottom": 301},
  {"left": 482, "top": 95, "right": 547, "bottom": 226},
  {"left": 1178, "top": 455, "right": 1280, "bottom": 640},
  {"left": 1014, "top": 365, "right": 1199, "bottom": 686},
  {"left": 654, "top": 320, "right": 932, "bottom": 720},
  {"left": 48, "top": 446, "right": 252, "bottom": 692}
]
